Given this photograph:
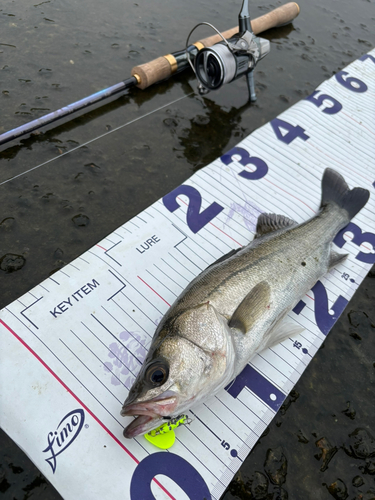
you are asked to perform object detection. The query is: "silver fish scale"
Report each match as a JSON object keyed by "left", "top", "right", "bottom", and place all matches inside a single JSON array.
[
  {"left": 145, "top": 204, "right": 349, "bottom": 378},
  {"left": 166, "top": 203, "right": 348, "bottom": 328}
]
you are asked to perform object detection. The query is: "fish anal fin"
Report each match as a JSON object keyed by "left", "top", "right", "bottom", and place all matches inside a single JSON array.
[
  {"left": 329, "top": 249, "right": 348, "bottom": 269},
  {"left": 255, "top": 213, "right": 297, "bottom": 239},
  {"left": 256, "top": 319, "right": 304, "bottom": 353},
  {"left": 229, "top": 281, "right": 271, "bottom": 334}
]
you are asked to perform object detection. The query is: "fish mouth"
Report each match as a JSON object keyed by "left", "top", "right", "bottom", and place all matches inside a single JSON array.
[
  {"left": 121, "top": 395, "right": 178, "bottom": 439},
  {"left": 123, "top": 414, "right": 164, "bottom": 439}
]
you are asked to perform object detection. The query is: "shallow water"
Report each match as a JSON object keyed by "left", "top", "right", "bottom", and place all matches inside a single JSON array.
[{"left": 0, "top": 0, "right": 374, "bottom": 498}]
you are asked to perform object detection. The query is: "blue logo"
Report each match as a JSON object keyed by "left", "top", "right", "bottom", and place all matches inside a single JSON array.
[{"left": 42, "top": 409, "right": 85, "bottom": 473}]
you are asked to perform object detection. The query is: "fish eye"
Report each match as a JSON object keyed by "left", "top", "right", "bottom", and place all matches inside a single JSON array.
[{"left": 145, "top": 361, "right": 169, "bottom": 387}]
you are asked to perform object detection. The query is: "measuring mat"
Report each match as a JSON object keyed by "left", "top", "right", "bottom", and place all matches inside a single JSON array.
[{"left": 1, "top": 50, "right": 374, "bottom": 500}]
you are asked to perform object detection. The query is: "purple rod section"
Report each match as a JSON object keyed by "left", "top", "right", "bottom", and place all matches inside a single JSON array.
[{"left": 0, "top": 77, "right": 137, "bottom": 146}]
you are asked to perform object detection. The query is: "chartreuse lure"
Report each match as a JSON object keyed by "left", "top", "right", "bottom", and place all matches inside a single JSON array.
[{"left": 144, "top": 415, "right": 192, "bottom": 449}]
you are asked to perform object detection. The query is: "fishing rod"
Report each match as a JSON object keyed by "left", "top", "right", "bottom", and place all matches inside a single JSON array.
[{"left": 0, "top": 2, "right": 299, "bottom": 147}]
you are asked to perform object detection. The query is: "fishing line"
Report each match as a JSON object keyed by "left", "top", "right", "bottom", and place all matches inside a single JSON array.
[{"left": 0, "top": 92, "right": 195, "bottom": 187}]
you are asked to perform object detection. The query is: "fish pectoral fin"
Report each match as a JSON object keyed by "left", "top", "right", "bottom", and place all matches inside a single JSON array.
[
  {"left": 255, "top": 213, "right": 297, "bottom": 239},
  {"left": 256, "top": 319, "right": 305, "bottom": 353},
  {"left": 228, "top": 281, "right": 271, "bottom": 334},
  {"left": 329, "top": 249, "right": 348, "bottom": 269}
]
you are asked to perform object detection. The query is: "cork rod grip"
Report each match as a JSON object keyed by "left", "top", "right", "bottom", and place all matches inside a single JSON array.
[
  {"left": 197, "top": 2, "right": 300, "bottom": 47},
  {"left": 131, "top": 2, "right": 300, "bottom": 90}
]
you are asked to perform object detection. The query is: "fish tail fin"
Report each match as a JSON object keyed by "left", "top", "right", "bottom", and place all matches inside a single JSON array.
[{"left": 321, "top": 168, "right": 369, "bottom": 220}]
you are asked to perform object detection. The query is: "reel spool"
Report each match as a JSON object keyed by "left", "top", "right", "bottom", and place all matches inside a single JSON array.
[{"left": 187, "top": 0, "right": 270, "bottom": 102}]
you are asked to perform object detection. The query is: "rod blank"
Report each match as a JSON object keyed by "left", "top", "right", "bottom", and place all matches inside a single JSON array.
[{"left": 0, "top": 2, "right": 300, "bottom": 147}]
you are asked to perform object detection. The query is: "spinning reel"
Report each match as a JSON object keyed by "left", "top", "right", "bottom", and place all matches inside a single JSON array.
[{"left": 187, "top": 0, "right": 270, "bottom": 102}]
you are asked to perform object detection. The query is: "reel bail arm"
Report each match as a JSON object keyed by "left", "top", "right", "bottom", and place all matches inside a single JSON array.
[
  {"left": 239, "top": 0, "right": 257, "bottom": 102},
  {"left": 239, "top": 0, "right": 252, "bottom": 33},
  {"left": 187, "top": 0, "right": 271, "bottom": 102}
]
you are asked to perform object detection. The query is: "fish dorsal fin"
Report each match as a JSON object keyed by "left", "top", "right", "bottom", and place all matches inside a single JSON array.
[
  {"left": 255, "top": 213, "right": 297, "bottom": 239},
  {"left": 206, "top": 247, "right": 243, "bottom": 270},
  {"left": 229, "top": 281, "right": 271, "bottom": 334}
]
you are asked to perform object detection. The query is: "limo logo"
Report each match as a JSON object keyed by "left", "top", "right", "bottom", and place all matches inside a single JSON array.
[{"left": 42, "top": 409, "right": 85, "bottom": 473}]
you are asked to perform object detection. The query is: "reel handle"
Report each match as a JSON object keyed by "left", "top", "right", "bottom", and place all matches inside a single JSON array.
[{"left": 131, "top": 2, "right": 300, "bottom": 89}]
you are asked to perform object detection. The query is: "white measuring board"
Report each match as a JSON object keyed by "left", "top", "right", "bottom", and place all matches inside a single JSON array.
[{"left": 1, "top": 50, "right": 374, "bottom": 500}]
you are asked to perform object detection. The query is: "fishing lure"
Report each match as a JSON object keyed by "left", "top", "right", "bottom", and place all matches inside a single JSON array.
[{"left": 144, "top": 415, "right": 192, "bottom": 449}]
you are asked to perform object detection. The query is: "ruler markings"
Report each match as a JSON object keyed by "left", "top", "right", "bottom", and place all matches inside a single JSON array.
[
  {"left": 91, "top": 314, "right": 143, "bottom": 365},
  {"left": 60, "top": 337, "right": 125, "bottom": 399}
]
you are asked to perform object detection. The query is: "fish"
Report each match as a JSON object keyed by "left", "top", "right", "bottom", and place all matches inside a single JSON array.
[{"left": 121, "top": 168, "right": 370, "bottom": 438}]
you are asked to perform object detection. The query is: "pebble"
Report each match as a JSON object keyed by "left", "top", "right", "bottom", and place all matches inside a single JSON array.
[
  {"left": 360, "top": 459, "right": 375, "bottom": 475},
  {"left": 352, "top": 475, "right": 364, "bottom": 487},
  {"left": 0, "top": 254, "right": 26, "bottom": 273},
  {"left": 296, "top": 429, "right": 309, "bottom": 444},
  {"left": 270, "top": 487, "right": 288, "bottom": 500},
  {"left": 344, "top": 428, "right": 375, "bottom": 459},
  {"left": 315, "top": 436, "right": 337, "bottom": 472},
  {"left": 0, "top": 217, "right": 15, "bottom": 230},
  {"left": 264, "top": 447, "right": 287, "bottom": 485},
  {"left": 72, "top": 214, "right": 90, "bottom": 227},
  {"left": 342, "top": 401, "right": 356, "bottom": 420},
  {"left": 326, "top": 479, "right": 348, "bottom": 500},
  {"left": 246, "top": 471, "right": 269, "bottom": 500},
  {"left": 353, "top": 489, "right": 375, "bottom": 500}
]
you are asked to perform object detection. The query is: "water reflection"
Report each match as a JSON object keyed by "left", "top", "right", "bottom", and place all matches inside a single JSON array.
[
  {"left": 261, "top": 23, "right": 295, "bottom": 41},
  {"left": 172, "top": 96, "right": 250, "bottom": 171}
]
